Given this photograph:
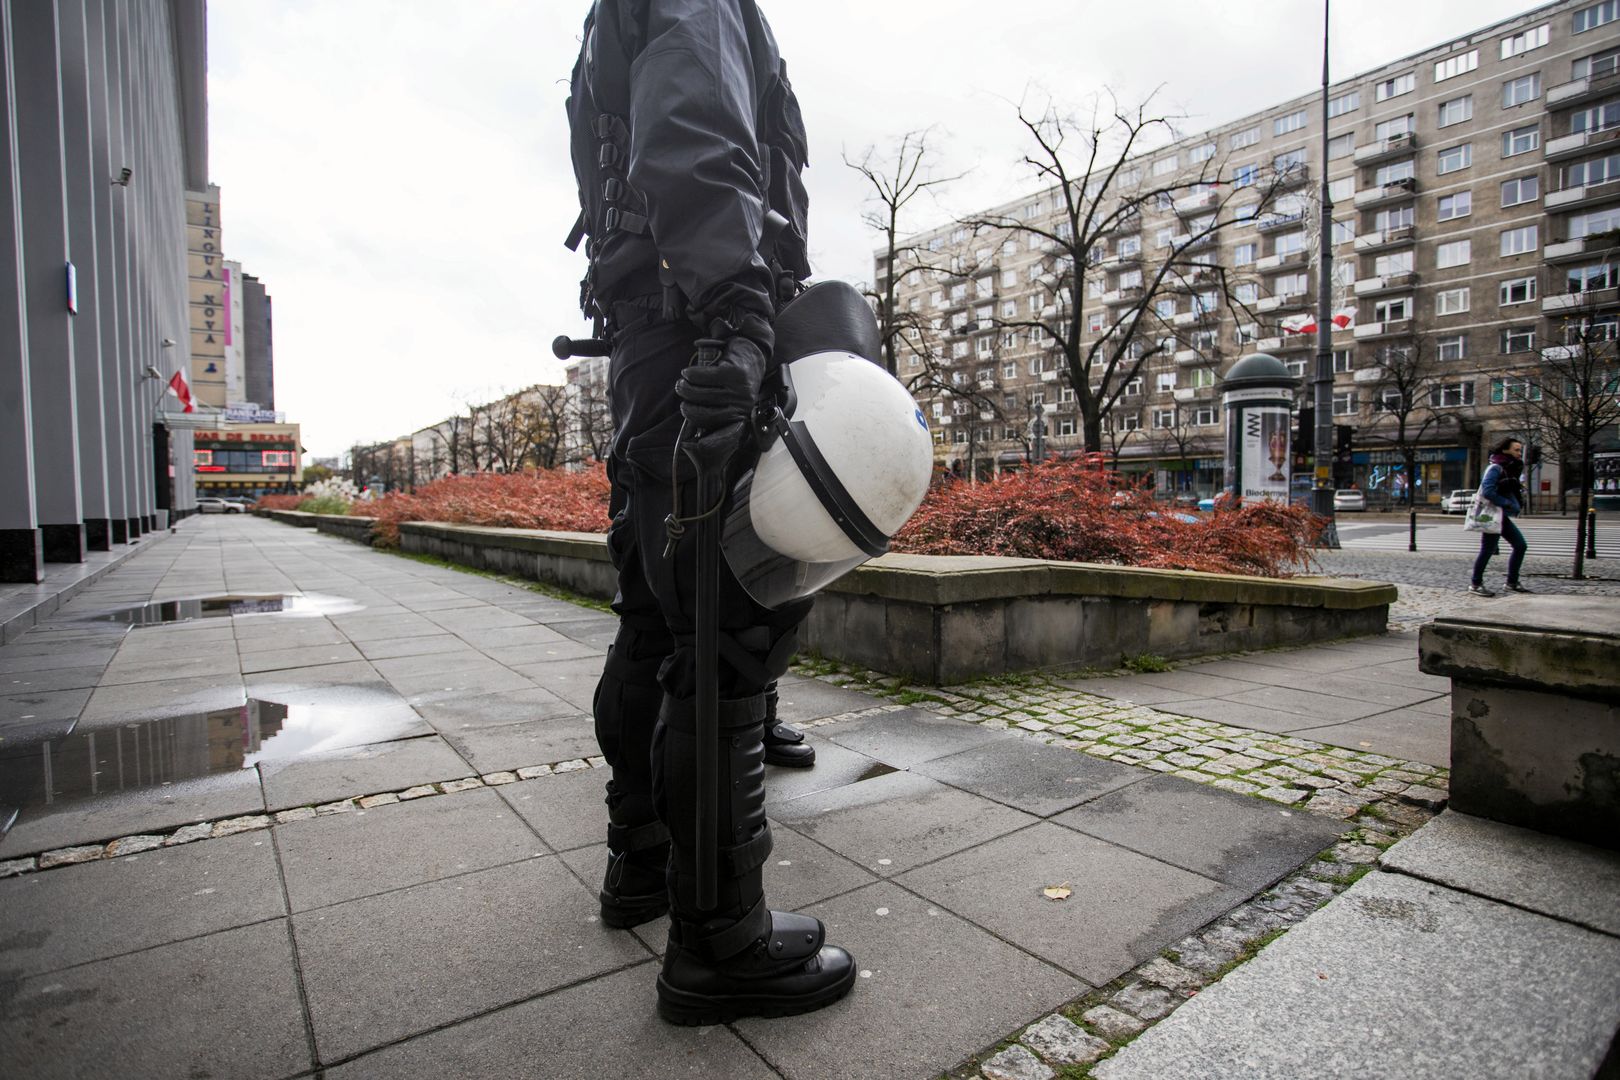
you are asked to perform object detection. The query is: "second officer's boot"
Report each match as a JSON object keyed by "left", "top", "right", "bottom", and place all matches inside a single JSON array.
[
  {"left": 761, "top": 682, "right": 816, "bottom": 768},
  {"left": 653, "top": 693, "right": 856, "bottom": 1024}
]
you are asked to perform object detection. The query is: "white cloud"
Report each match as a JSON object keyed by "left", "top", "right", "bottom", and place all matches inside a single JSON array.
[{"left": 208, "top": 0, "right": 1532, "bottom": 458}]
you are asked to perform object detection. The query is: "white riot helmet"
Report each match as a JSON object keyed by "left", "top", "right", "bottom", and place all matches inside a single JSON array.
[{"left": 722, "top": 283, "right": 935, "bottom": 609}]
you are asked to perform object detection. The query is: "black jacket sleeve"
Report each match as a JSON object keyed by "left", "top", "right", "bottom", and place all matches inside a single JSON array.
[{"left": 626, "top": 0, "right": 776, "bottom": 324}]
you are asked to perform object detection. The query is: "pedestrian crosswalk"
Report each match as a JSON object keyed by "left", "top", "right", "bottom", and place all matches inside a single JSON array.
[{"left": 1334, "top": 517, "right": 1620, "bottom": 559}]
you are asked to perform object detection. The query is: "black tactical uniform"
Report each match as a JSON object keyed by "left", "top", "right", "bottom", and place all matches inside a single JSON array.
[{"left": 566, "top": 0, "right": 855, "bottom": 1023}]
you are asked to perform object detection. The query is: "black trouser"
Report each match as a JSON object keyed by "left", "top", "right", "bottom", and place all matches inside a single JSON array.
[
  {"left": 1471, "top": 515, "right": 1527, "bottom": 586},
  {"left": 592, "top": 304, "right": 811, "bottom": 952}
]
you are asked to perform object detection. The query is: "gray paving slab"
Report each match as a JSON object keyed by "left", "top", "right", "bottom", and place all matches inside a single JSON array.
[
  {"left": 413, "top": 685, "right": 582, "bottom": 732},
  {"left": 328, "top": 611, "right": 446, "bottom": 641},
  {"left": 814, "top": 707, "right": 1014, "bottom": 768},
  {"left": 276, "top": 785, "right": 547, "bottom": 911},
  {"left": 239, "top": 641, "right": 366, "bottom": 674},
  {"left": 442, "top": 713, "right": 599, "bottom": 772},
  {"left": 379, "top": 657, "right": 536, "bottom": 704},
  {"left": 897, "top": 821, "right": 1246, "bottom": 986},
  {"left": 1101, "top": 668, "right": 1272, "bottom": 699},
  {"left": 769, "top": 769, "right": 1039, "bottom": 876},
  {"left": 1152, "top": 697, "right": 1322, "bottom": 734},
  {"left": 0, "top": 645, "right": 116, "bottom": 673},
  {"left": 511, "top": 654, "right": 606, "bottom": 710},
  {"left": 0, "top": 687, "right": 91, "bottom": 726},
  {"left": 258, "top": 734, "right": 475, "bottom": 810},
  {"left": 482, "top": 638, "right": 603, "bottom": 665},
  {"left": 233, "top": 618, "right": 349, "bottom": 650},
  {"left": 69, "top": 672, "right": 209, "bottom": 724},
  {"left": 0, "top": 664, "right": 111, "bottom": 694},
  {"left": 764, "top": 734, "right": 886, "bottom": 806},
  {"left": 243, "top": 670, "right": 403, "bottom": 711},
  {"left": 352, "top": 632, "right": 478, "bottom": 661},
  {"left": 1409, "top": 693, "right": 1451, "bottom": 715},
  {"left": 1060, "top": 677, "right": 1205, "bottom": 705},
  {"left": 0, "top": 635, "right": 124, "bottom": 660},
  {"left": 1283, "top": 705, "right": 1450, "bottom": 768},
  {"left": 293, "top": 855, "right": 649, "bottom": 1062},
  {"left": 771, "top": 675, "right": 887, "bottom": 721},
  {"left": 452, "top": 622, "right": 570, "bottom": 650},
  {"left": 0, "top": 767, "right": 266, "bottom": 855},
  {"left": 494, "top": 767, "right": 610, "bottom": 852},
  {"left": 323, "top": 962, "right": 773, "bottom": 1080},
  {"left": 1177, "top": 657, "right": 1313, "bottom": 687},
  {"left": 0, "top": 830, "right": 285, "bottom": 977},
  {"left": 1092, "top": 871, "right": 1620, "bottom": 1080},
  {"left": 1219, "top": 684, "right": 1390, "bottom": 722},
  {"left": 1359, "top": 656, "right": 1453, "bottom": 693},
  {"left": 1381, "top": 811, "right": 1620, "bottom": 935},
  {"left": 914, "top": 736, "right": 1145, "bottom": 817},
  {"left": 427, "top": 607, "right": 535, "bottom": 633},
  {"left": 1231, "top": 645, "right": 1383, "bottom": 673},
  {"left": 734, "top": 881, "right": 1085, "bottom": 1080},
  {"left": 1054, "top": 774, "right": 1347, "bottom": 892},
  {"left": 0, "top": 920, "right": 311, "bottom": 1080}
]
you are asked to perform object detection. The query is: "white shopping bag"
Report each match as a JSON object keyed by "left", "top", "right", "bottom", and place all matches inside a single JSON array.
[{"left": 1463, "top": 490, "right": 1503, "bottom": 535}]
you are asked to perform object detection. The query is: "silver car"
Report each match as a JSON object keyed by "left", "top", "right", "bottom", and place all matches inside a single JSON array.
[{"left": 1442, "top": 489, "right": 1474, "bottom": 514}]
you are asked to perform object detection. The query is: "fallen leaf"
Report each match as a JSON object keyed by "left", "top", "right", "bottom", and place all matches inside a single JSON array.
[{"left": 1043, "top": 882, "right": 1072, "bottom": 901}]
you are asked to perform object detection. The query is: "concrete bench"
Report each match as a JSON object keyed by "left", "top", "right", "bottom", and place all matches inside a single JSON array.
[{"left": 1420, "top": 596, "right": 1619, "bottom": 850}]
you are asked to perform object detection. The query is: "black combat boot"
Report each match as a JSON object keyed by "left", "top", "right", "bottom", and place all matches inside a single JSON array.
[
  {"left": 761, "top": 682, "right": 815, "bottom": 768},
  {"left": 594, "top": 638, "right": 671, "bottom": 928},
  {"left": 653, "top": 693, "right": 856, "bottom": 1024}
]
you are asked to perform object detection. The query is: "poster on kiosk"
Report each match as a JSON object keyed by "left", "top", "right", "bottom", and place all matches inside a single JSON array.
[{"left": 1240, "top": 406, "right": 1292, "bottom": 501}]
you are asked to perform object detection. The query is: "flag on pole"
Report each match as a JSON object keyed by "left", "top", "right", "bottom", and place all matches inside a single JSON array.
[
  {"left": 1330, "top": 307, "right": 1356, "bottom": 330},
  {"left": 167, "top": 370, "right": 194, "bottom": 413},
  {"left": 1281, "top": 308, "right": 1357, "bottom": 335}
]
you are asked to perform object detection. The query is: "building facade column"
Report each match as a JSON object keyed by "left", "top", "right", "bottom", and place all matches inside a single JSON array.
[{"left": 86, "top": 0, "right": 128, "bottom": 542}]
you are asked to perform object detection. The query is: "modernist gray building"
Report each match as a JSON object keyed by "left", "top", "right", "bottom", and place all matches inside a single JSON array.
[
  {"left": 1, "top": 0, "right": 206, "bottom": 582},
  {"left": 885, "top": 0, "right": 1620, "bottom": 507},
  {"left": 242, "top": 271, "right": 273, "bottom": 410}
]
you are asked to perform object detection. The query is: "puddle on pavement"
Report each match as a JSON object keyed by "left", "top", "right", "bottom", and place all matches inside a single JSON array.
[
  {"left": 855, "top": 762, "right": 899, "bottom": 782},
  {"left": 87, "top": 593, "right": 362, "bottom": 626},
  {"left": 0, "top": 698, "right": 419, "bottom": 835}
]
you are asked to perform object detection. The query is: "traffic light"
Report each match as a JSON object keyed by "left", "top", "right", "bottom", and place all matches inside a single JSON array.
[
  {"left": 1296, "top": 406, "right": 1314, "bottom": 454},
  {"left": 1333, "top": 425, "right": 1355, "bottom": 488}
]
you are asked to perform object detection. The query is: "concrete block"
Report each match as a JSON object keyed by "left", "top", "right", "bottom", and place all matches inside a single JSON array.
[
  {"left": 1006, "top": 596, "right": 1086, "bottom": 670},
  {"left": 938, "top": 600, "right": 1008, "bottom": 682}
]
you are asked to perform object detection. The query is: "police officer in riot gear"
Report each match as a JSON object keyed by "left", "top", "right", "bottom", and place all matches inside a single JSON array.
[{"left": 565, "top": 0, "right": 855, "bottom": 1023}]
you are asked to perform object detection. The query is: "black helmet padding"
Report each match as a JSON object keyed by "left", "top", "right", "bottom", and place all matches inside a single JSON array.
[{"left": 772, "top": 281, "right": 881, "bottom": 367}]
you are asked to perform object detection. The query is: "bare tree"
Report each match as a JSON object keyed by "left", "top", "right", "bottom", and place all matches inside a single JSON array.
[
  {"left": 956, "top": 91, "right": 1290, "bottom": 454},
  {"left": 570, "top": 375, "right": 613, "bottom": 464},
  {"left": 1531, "top": 304, "right": 1620, "bottom": 578},
  {"left": 525, "top": 384, "right": 572, "bottom": 470},
  {"left": 846, "top": 128, "right": 967, "bottom": 376},
  {"left": 1362, "top": 331, "right": 1449, "bottom": 508}
]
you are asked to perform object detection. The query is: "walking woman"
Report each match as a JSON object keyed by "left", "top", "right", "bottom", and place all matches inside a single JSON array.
[{"left": 1470, "top": 437, "right": 1530, "bottom": 596}]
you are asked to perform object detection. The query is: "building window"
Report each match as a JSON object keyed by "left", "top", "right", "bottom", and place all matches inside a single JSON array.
[
  {"left": 1194, "top": 406, "right": 1218, "bottom": 426},
  {"left": 1374, "top": 297, "right": 1412, "bottom": 322},
  {"left": 1575, "top": 47, "right": 1620, "bottom": 80},
  {"left": 1374, "top": 251, "right": 1414, "bottom": 279},
  {"left": 1087, "top": 312, "right": 1105, "bottom": 334},
  {"left": 1491, "top": 377, "right": 1542, "bottom": 403},
  {"left": 1332, "top": 349, "right": 1353, "bottom": 374},
  {"left": 1576, "top": 1, "right": 1619, "bottom": 32},
  {"left": 1503, "top": 74, "right": 1542, "bottom": 109},
  {"left": 1562, "top": 151, "right": 1620, "bottom": 189},
  {"left": 977, "top": 336, "right": 994, "bottom": 357},
  {"left": 1500, "top": 225, "right": 1539, "bottom": 256},
  {"left": 1193, "top": 367, "right": 1217, "bottom": 388},
  {"left": 1057, "top": 418, "right": 1076, "bottom": 437},
  {"left": 1327, "top": 132, "right": 1355, "bottom": 159},
  {"left": 1001, "top": 268, "right": 1017, "bottom": 288},
  {"left": 1374, "top": 114, "right": 1415, "bottom": 141},
  {"left": 930, "top": 401, "right": 944, "bottom": 419},
  {"left": 1568, "top": 262, "right": 1620, "bottom": 293},
  {"left": 1500, "top": 326, "right": 1536, "bottom": 353},
  {"left": 1328, "top": 176, "right": 1355, "bottom": 201},
  {"left": 1502, "top": 124, "right": 1540, "bottom": 157},
  {"left": 1274, "top": 110, "right": 1307, "bottom": 136},
  {"left": 1436, "top": 191, "right": 1472, "bottom": 221},
  {"left": 1500, "top": 276, "right": 1538, "bottom": 305},
  {"left": 1156, "top": 371, "right": 1177, "bottom": 392},
  {"left": 1436, "top": 287, "right": 1471, "bottom": 315},
  {"left": 1275, "top": 230, "right": 1307, "bottom": 256},
  {"left": 1571, "top": 206, "right": 1620, "bottom": 238},
  {"left": 1233, "top": 163, "right": 1259, "bottom": 189},
  {"left": 1119, "top": 235, "right": 1142, "bottom": 257},
  {"left": 1500, "top": 23, "right": 1549, "bottom": 58},
  {"left": 1436, "top": 144, "right": 1472, "bottom": 174},
  {"left": 1374, "top": 160, "right": 1415, "bottom": 186},
  {"left": 1437, "top": 336, "right": 1468, "bottom": 363},
  {"left": 1155, "top": 299, "right": 1176, "bottom": 319},
  {"left": 1436, "top": 240, "right": 1472, "bottom": 269},
  {"left": 1376, "top": 73, "right": 1415, "bottom": 102},
  {"left": 1189, "top": 141, "right": 1216, "bottom": 163},
  {"left": 1332, "top": 219, "right": 1356, "bottom": 245},
  {"left": 1430, "top": 381, "right": 1474, "bottom": 407},
  {"left": 1332, "top": 391, "right": 1359, "bottom": 416},
  {"left": 1437, "top": 95, "right": 1473, "bottom": 127},
  {"left": 1155, "top": 227, "right": 1175, "bottom": 249},
  {"left": 1118, "top": 412, "right": 1141, "bottom": 432},
  {"left": 1233, "top": 242, "right": 1257, "bottom": 266},
  {"left": 1501, "top": 175, "right": 1539, "bottom": 207},
  {"left": 1231, "top": 126, "right": 1260, "bottom": 150},
  {"left": 1375, "top": 205, "right": 1414, "bottom": 232},
  {"left": 1152, "top": 155, "right": 1177, "bottom": 176},
  {"left": 1125, "top": 377, "right": 1143, "bottom": 396},
  {"left": 1152, "top": 408, "right": 1177, "bottom": 429},
  {"left": 1273, "top": 148, "right": 1308, "bottom": 176},
  {"left": 1327, "top": 90, "right": 1360, "bottom": 118},
  {"left": 1571, "top": 99, "right": 1620, "bottom": 137},
  {"left": 1434, "top": 50, "right": 1478, "bottom": 82}
]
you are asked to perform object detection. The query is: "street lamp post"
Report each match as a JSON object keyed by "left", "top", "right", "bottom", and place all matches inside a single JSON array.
[{"left": 1313, "top": 0, "right": 1341, "bottom": 546}]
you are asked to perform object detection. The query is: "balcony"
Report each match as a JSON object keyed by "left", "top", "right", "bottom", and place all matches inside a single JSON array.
[
  {"left": 1174, "top": 348, "right": 1202, "bottom": 364},
  {"left": 938, "top": 413, "right": 953, "bottom": 425},
  {"left": 1544, "top": 235, "right": 1615, "bottom": 262},
  {"left": 1354, "top": 271, "right": 1418, "bottom": 296},
  {"left": 1272, "top": 334, "right": 1313, "bottom": 351},
  {"left": 1171, "top": 386, "right": 1215, "bottom": 402},
  {"left": 1104, "top": 284, "right": 1144, "bottom": 306},
  {"left": 1352, "top": 318, "right": 1411, "bottom": 340},
  {"left": 1544, "top": 286, "right": 1620, "bottom": 313},
  {"left": 1274, "top": 164, "right": 1312, "bottom": 189},
  {"left": 1040, "top": 369, "right": 1058, "bottom": 382},
  {"left": 1171, "top": 231, "right": 1216, "bottom": 250},
  {"left": 1256, "top": 210, "right": 1307, "bottom": 233},
  {"left": 1096, "top": 211, "right": 1141, "bottom": 238},
  {"left": 1256, "top": 249, "right": 1308, "bottom": 271},
  {"left": 1353, "top": 367, "right": 1384, "bottom": 383},
  {"left": 1172, "top": 309, "right": 1215, "bottom": 327},
  {"left": 1547, "top": 69, "right": 1620, "bottom": 108},
  {"left": 1546, "top": 177, "right": 1620, "bottom": 211},
  {"left": 1354, "top": 225, "right": 1416, "bottom": 252},
  {"left": 1100, "top": 249, "right": 1142, "bottom": 269},
  {"left": 1173, "top": 189, "right": 1221, "bottom": 215},
  {"left": 1546, "top": 127, "right": 1620, "bottom": 161},
  {"left": 1255, "top": 336, "right": 1283, "bottom": 352},
  {"left": 1353, "top": 178, "right": 1417, "bottom": 208},
  {"left": 1352, "top": 131, "right": 1417, "bottom": 165},
  {"left": 1256, "top": 292, "right": 1309, "bottom": 312}
]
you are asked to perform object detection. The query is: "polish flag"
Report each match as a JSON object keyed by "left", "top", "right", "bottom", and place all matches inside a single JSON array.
[
  {"left": 1330, "top": 307, "right": 1356, "bottom": 330},
  {"left": 1281, "top": 308, "right": 1357, "bottom": 335},
  {"left": 167, "top": 370, "right": 194, "bottom": 413}
]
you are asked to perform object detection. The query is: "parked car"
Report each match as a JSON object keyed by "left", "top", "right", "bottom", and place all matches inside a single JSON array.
[
  {"left": 196, "top": 497, "right": 243, "bottom": 514},
  {"left": 1442, "top": 489, "right": 1474, "bottom": 514},
  {"left": 1333, "top": 489, "right": 1367, "bottom": 512}
]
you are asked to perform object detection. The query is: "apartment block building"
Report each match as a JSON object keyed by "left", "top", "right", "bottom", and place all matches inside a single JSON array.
[{"left": 883, "top": 0, "right": 1620, "bottom": 506}]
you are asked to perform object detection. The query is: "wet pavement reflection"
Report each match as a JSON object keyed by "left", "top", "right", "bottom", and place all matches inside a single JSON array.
[{"left": 87, "top": 593, "right": 362, "bottom": 626}]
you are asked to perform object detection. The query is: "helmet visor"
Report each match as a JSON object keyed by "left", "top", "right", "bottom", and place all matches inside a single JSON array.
[{"left": 720, "top": 464, "right": 872, "bottom": 610}]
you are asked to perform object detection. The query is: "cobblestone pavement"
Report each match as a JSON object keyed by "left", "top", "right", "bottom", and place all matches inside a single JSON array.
[{"left": 786, "top": 656, "right": 1447, "bottom": 1079}]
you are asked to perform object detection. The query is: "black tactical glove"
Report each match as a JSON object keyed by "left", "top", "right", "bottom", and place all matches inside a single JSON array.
[{"left": 676, "top": 312, "right": 774, "bottom": 434}]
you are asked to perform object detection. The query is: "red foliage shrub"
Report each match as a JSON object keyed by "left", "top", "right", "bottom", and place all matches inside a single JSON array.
[
  {"left": 253, "top": 494, "right": 306, "bottom": 511},
  {"left": 365, "top": 466, "right": 613, "bottom": 548},
  {"left": 891, "top": 458, "right": 1320, "bottom": 577}
]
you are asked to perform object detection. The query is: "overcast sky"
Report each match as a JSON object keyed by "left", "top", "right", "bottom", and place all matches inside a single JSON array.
[{"left": 206, "top": 0, "right": 1537, "bottom": 459}]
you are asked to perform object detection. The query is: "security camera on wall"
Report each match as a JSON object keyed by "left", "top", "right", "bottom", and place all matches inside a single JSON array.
[{"left": 112, "top": 167, "right": 132, "bottom": 186}]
